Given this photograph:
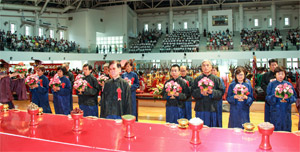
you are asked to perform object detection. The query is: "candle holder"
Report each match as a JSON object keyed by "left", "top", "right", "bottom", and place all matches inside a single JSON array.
[
  {"left": 28, "top": 109, "right": 39, "bottom": 126},
  {"left": 189, "top": 122, "right": 203, "bottom": 145},
  {"left": 3, "top": 104, "right": 9, "bottom": 112},
  {"left": 122, "top": 114, "right": 136, "bottom": 138},
  {"left": 38, "top": 107, "right": 43, "bottom": 115},
  {"left": 71, "top": 112, "right": 83, "bottom": 132},
  {"left": 258, "top": 123, "right": 275, "bottom": 150}
]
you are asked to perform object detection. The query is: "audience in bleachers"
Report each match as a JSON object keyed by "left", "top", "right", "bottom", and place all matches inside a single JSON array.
[
  {"left": 287, "top": 28, "right": 300, "bottom": 50},
  {"left": 0, "top": 29, "right": 80, "bottom": 53},
  {"left": 129, "top": 29, "right": 162, "bottom": 53},
  {"left": 160, "top": 28, "right": 200, "bottom": 53},
  {"left": 206, "top": 29, "right": 233, "bottom": 51}
]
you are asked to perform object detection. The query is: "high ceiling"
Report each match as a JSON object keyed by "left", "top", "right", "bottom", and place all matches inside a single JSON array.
[{"left": 0, "top": 0, "right": 298, "bottom": 14}]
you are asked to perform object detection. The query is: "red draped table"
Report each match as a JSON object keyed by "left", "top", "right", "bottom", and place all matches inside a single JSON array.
[{"left": 0, "top": 110, "right": 299, "bottom": 151}]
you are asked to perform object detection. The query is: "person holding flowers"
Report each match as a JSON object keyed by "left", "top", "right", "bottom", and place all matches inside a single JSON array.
[
  {"left": 162, "top": 64, "right": 189, "bottom": 123},
  {"left": 77, "top": 64, "right": 100, "bottom": 117},
  {"left": 192, "top": 60, "right": 224, "bottom": 127},
  {"left": 226, "top": 66, "right": 253, "bottom": 128},
  {"left": 28, "top": 65, "right": 52, "bottom": 113},
  {"left": 122, "top": 61, "right": 139, "bottom": 120},
  {"left": 100, "top": 61, "right": 132, "bottom": 119},
  {"left": 51, "top": 66, "right": 71, "bottom": 115},
  {"left": 180, "top": 65, "right": 194, "bottom": 120},
  {"left": 266, "top": 66, "right": 296, "bottom": 132}
]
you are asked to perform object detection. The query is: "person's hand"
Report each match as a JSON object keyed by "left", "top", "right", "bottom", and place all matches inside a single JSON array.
[
  {"left": 174, "top": 92, "right": 179, "bottom": 97},
  {"left": 207, "top": 89, "right": 213, "bottom": 94},
  {"left": 201, "top": 90, "right": 208, "bottom": 96},
  {"left": 19, "top": 74, "right": 24, "bottom": 79},
  {"left": 56, "top": 86, "right": 60, "bottom": 91},
  {"left": 234, "top": 95, "right": 239, "bottom": 99},
  {"left": 243, "top": 95, "right": 248, "bottom": 100}
]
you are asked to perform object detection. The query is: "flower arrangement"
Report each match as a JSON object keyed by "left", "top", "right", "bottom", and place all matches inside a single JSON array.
[
  {"left": 150, "top": 83, "right": 164, "bottom": 95},
  {"left": 97, "top": 75, "right": 109, "bottom": 85},
  {"left": 14, "top": 65, "right": 27, "bottom": 74},
  {"left": 198, "top": 77, "right": 214, "bottom": 91},
  {"left": 75, "top": 74, "right": 84, "bottom": 81},
  {"left": 25, "top": 74, "right": 39, "bottom": 86},
  {"left": 74, "top": 78, "right": 88, "bottom": 92},
  {"left": 49, "top": 74, "right": 61, "bottom": 88},
  {"left": 233, "top": 84, "right": 250, "bottom": 96},
  {"left": 124, "top": 77, "right": 132, "bottom": 87},
  {"left": 165, "top": 80, "right": 182, "bottom": 96},
  {"left": 275, "top": 83, "right": 294, "bottom": 100}
]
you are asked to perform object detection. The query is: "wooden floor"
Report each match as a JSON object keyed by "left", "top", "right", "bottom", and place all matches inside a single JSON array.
[{"left": 12, "top": 99, "right": 299, "bottom": 132}]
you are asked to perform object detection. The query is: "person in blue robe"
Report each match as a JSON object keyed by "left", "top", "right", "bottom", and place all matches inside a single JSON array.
[
  {"left": 162, "top": 64, "right": 189, "bottom": 124},
  {"left": 227, "top": 66, "right": 254, "bottom": 128},
  {"left": 29, "top": 65, "right": 52, "bottom": 113},
  {"left": 192, "top": 60, "right": 224, "bottom": 127},
  {"left": 121, "top": 61, "right": 139, "bottom": 121},
  {"left": 266, "top": 66, "right": 296, "bottom": 132},
  {"left": 52, "top": 66, "right": 71, "bottom": 115},
  {"left": 212, "top": 66, "right": 225, "bottom": 127}
]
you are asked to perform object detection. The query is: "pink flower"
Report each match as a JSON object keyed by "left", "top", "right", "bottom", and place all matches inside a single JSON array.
[{"left": 284, "top": 94, "right": 288, "bottom": 99}]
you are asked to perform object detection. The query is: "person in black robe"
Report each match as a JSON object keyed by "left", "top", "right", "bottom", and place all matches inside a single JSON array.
[
  {"left": 162, "top": 64, "right": 189, "bottom": 124},
  {"left": 180, "top": 65, "right": 194, "bottom": 120},
  {"left": 100, "top": 61, "right": 132, "bottom": 119},
  {"left": 191, "top": 60, "right": 224, "bottom": 127},
  {"left": 77, "top": 64, "right": 100, "bottom": 117},
  {"left": 295, "top": 77, "right": 300, "bottom": 130},
  {"left": 63, "top": 63, "right": 74, "bottom": 110},
  {"left": 29, "top": 65, "right": 52, "bottom": 113},
  {"left": 261, "top": 59, "right": 278, "bottom": 122}
]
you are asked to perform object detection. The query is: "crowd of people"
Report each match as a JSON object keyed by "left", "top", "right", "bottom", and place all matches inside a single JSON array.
[
  {"left": 206, "top": 29, "right": 234, "bottom": 51},
  {"left": 0, "top": 29, "right": 81, "bottom": 53},
  {"left": 129, "top": 29, "right": 162, "bottom": 53},
  {"left": 1, "top": 58, "right": 299, "bottom": 132},
  {"left": 160, "top": 28, "right": 200, "bottom": 53},
  {"left": 286, "top": 28, "right": 300, "bottom": 50}
]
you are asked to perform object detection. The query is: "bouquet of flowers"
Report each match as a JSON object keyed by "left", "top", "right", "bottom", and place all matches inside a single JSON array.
[
  {"left": 124, "top": 77, "right": 132, "bottom": 87},
  {"left": 165, "top": 80, "right": 182, "bottom": 96},
  {"left": 97, "top": 75, "right": 109, "bottom": 85},
  {"left": 73, "top": 78, "right": 88, "bottom": 92},
  {"left": 198, "top": 77, "right": 214, "bottom": 91},
  {"left": 49, "top": 74, "right": 61, "bottom": 88},
  {"left": 150, "top": 83, "right": 164, "bottom": 95},
  {"left": 75, "top": 74, "right": 84, "bottom": 81},
  {"left": 25, "top": 74, "right": 39, "bottom": 86},
  {"left": 275, "top": 83, "right": 294, "bottom": 101},
  {"left": 14, "top": 65, "right": 27, "bottom": 74},
  {"left": 233, "top": 84, "right": 249, "bottom": 101}
]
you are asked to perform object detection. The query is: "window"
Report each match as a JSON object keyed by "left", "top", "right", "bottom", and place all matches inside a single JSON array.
[
  {"left": 10, "top": 24, "right": 15, "bottom": 33},
  {"left": 25, "top": 26, "right": 30, "bottom": 36},
  {"left": 158, "top": 23, "right": 161, "bottom": 30},
  {"left": 254, "top": 19, "right": 259, "bottom": 27},
  {"left": 38, "top": 28, "right": 43, "bottom": 37},
  {"left": 184, "top": 22, "right": 188, "bottom": 29},
  {"left": 144, "top": 24, "right": 148, "bottom": 32},
  {"left": 286, "top": 58, "right": 298, "bottom": 68},
  {"left": 96, "top": 36, "right": 124, "bottom": 54},
  {"left": 269, "top": 18, "right": 272, "bottom": 27},
  {"left": 172, "top": 22, "right": 175, "bottom": 30},
  {"left": 152, "top": 60, "right": 161, "bottom": 68},
  {"left": 60, "top": 31, "right": 64, "bottom": 39},
  {"left": 50, "top": 30, "right": 54, "bottom": 38},
  {"left": 284, "top": 17, "right": 289, "bottom": 26}
]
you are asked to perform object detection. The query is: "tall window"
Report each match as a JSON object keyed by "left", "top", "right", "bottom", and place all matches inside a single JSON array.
[
  {"left": 287, "top": 58, "right": 298, "bottom": 68},
  {"left": 158, "top": 23, "right": 161, "bottom": 30},
  {"left": 172, "top": 22, "right": 175, "bottom": 30},
  {"left": 152, "top": 60, "right": 161, "bottom": 68},
  {"left": 60, "top": 31, "right": 64, "bottom": 39},
  {"left": 96, "top": 36, "right": 123, "bottom": 54},
  {"left": 38, "top": 28, "right": 43, "bottom": 37},
  {"left": 171, "top": 59, "right": 192, "bottom": 67},
  {"left": 144, "top": 24, "right": 148, "bottom": 32},
  {"left": 284, "top": 17, "right": 289, "bottom": 26},
  {"left": 269, "top": 18, "right": 272, "bottom": 27},
  {"left": 50, "top": 30, "right": 54, "bottom": 38},
  {"left": 184, "top": 22, "right": 188, "bottom": 29},
  {"left": 25, "top": 26, "right": 30, "bottom": 36},
  {"left": 10, "top": 24, "right": 15, "bottom": 33},
  {"left": 254, "top": 19, "right": 259, "bottom": 27}
]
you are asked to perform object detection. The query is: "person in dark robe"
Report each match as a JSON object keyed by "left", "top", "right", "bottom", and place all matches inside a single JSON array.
[
  {"left": 265, "top": 66, "right": 296, "bottom": 132},
  {"left": 52, "top": 66, "right": 71, "bottom": 115},
  {"left": 63, "top": 63, "right": 74, "bottom": 110},
  {"left": 121, "top": 61, "right": 139, "bottom": 121},
  {"left": 261, "top": 59, "right": 278, "bottom": 122},
  {"left": 192, "top": 60, "right": 224, "bottom": 127},
  {"left": 162, "top": 64, "right": 189, "bottom": 124},
  {"left": 77, "top": 64, "right": 100, "bottom": 117},
  {"left": 227, "top": 66, "right": 254, "bottom": 128},
  {"left": 295, "top": 77, "right": 300, "bottom": 130},
  {"left": 0, "top": 74, "right": 14, "bottom": 109},
  {"left": 29, "top": 65, "right": 52, "bottom": 113},
  {"left": 180, "top": 65, "right": 194, "bottom": 120},
  {"left": 100, "top": 61, "right": 132, "bottom": 119},
  {"left": 211, "top": 65, "right": 225, "bottom": 127}
]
